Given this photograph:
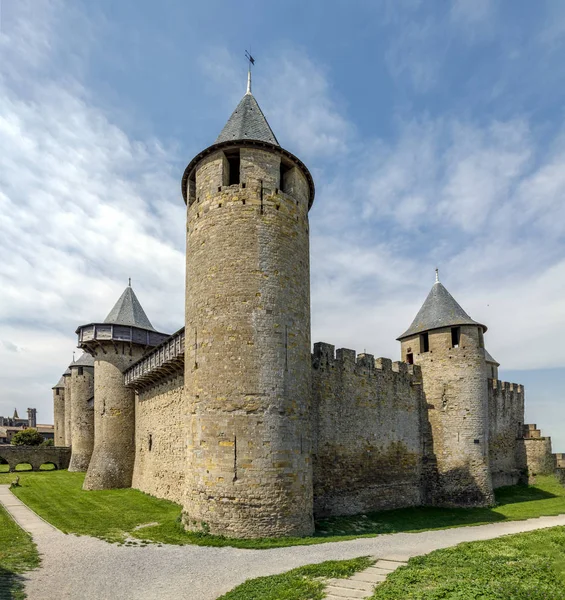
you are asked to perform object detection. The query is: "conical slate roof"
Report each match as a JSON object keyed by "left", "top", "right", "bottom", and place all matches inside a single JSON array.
[
  {"left": 484, "top": 349, "right": 500, "bottom": 366},
  {"left": 13, "top": 409, "right": 19, "bottom": 419},
  {"left": 215, "top": 92, "right": 279, "bottom": 146},
  {"left": 62, "top": 368, "right": 71, "bottom": 377},
  {"left": 398, "top": 281, "right": 487, "bottom": 340},
  {"left": 104, "top": 286, "right": 155, "bottom": 331},
  {"left": 70, "top": 352, "right": 95, "bottom": 368},
  {"left": 52, "top": 376, "right": 66, "bottom": 389}
]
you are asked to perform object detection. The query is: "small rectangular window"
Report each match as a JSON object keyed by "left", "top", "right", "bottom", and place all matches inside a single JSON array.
[
  {"left": 451, "top": 327, "right": 460, "bottom": 348},
  {"left": 406, "top": 352, "right": 414, "bottom": 364},
  {"left": 226, "top": 150, "right": 240, "bottom": 185},
  {"left": 77, "top": 367, "right": 83, "bottom": 376},
  {"left": 56, "top": 389, "right": 60, "bottom": 396},
  {"left": 420, "top": 332, "right": 429, "bottom": 353},
  {"left": 280, "top": 161, "right": 292, "bottom": 193},
  {"left": 478, "top": 328, "right": 484, "bottom": 349}
]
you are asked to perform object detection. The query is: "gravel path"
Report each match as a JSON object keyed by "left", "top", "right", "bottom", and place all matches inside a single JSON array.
[{"left": 2, "top": 485, "right": 565, "bottom": 600}]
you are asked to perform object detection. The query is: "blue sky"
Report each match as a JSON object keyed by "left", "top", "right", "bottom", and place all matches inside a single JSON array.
[{"left": 0, "top": 0, "right": 564, "bottom": 450}]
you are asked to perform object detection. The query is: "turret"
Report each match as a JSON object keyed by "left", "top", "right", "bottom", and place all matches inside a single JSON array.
[
  {"left": 68, "top": 352, "right": 95, "bottom": 471},
  {"left": 484, "top": 349, "right": 499, "bottom": 380},
  {"left": 52, "top": 376, "right": 66, "bottom": 446},
  {"left": 397, "top": 272, "right": 494, "bottom": 507},
  {"left": 77, "top": 284, "right": 169, "bottom": 489},
  {"left": 180, "top": 71, "right": 315, "bottom": 538},
  {"left": 62, "top": 368, "right": 72, "bottom": 446}
]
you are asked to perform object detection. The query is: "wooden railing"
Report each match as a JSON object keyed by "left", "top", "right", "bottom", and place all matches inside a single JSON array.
[{"left": 124, "top": 328, "right": 185, "bottom": 389}]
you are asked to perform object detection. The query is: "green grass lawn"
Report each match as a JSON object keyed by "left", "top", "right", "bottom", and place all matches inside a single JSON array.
[
  {"left": 371, "top": 526, "right": 565, "bottom": 599},
  {"left": 0, "top": 470, "right": 563, "bottom": 548},
  {"left": 216, "top": 557, "right": 373, "bottom": 600},
  {"left": 0, "top": 504, "right": 40, "bottom": 600}
]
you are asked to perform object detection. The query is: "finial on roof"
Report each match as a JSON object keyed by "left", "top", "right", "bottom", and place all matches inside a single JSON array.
[
  {"left": 128, "top": 277, "right": 131, "bottom": 287},
  {"left": 435, "top": 268, "right": 439, "bottom": 283},
  {"left": 245, "top": 50, "right": 255, "bottom": 95}
]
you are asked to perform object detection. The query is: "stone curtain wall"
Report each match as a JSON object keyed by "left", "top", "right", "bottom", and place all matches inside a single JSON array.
[
  {"left": 488, "top": 380, "right": 527, "bottom": 488},
  {"left": 132, "top": 375, "right": 186, "bottom": 503},
  {"left": 0, "top": 446, "right": 71, "bottom": 471},
  {"left": 524, "top": 424, "right": 555, "bottom": 478},
  {"left": 311, "top": 343, "right": 425, "bottom": 518}
]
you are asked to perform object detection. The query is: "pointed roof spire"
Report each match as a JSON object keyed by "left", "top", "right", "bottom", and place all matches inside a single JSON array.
[
  {"left": 104, "top": 286, "right": 156, "bottom": 331},
  {"left": 397, "top": 278, "right": 487, "bottom": 340},
  {"left": 13, "top": 408, "right": 19, "bottom": 419},
  {"left": 215, "top": 68, "right": 279, "bottom": 146}
]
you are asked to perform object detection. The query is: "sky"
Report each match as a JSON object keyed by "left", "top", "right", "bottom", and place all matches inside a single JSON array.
[{"left": 0, "top": 0, "right": 563, "bottom": 449}]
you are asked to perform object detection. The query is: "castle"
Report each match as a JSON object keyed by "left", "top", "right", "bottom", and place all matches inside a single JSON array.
[{"left": 51, "top": 73, "right": 563, "bottom": 539}]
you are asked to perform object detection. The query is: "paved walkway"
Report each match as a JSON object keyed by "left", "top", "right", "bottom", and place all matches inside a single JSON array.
[{"left": 1, "top": 485, "right": 565, "bottom": 600}]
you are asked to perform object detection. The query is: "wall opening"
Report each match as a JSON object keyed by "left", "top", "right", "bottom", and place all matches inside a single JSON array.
[
  {"left": 226, "top": 150, "right": 240, "bottom": 185},
  {"left": 280, "top": 160, "right": 292, "bottom": 193},
  {"left": 77, "top": 367, "right": 83, "bottom": 376},
  {"left": 420, "top": 332, "right": 429, "bottom": 353},
  {"left": 56, "top": 389, "right": 60, "bottom": 396},
  {"left": 478, "top": 328, "right": 484, "bottom": 348},
  {"left": 148, "top": 433, "right": 153, "bottom": 452},
  {"left": 406, "top": 352, "right": 414, "bottom": 364},
  {"left": 40, "top": 463, "right": 57, "bottom": 471},
  {"left": 451, "top": 327, "right": 460, "bottom": 348}
]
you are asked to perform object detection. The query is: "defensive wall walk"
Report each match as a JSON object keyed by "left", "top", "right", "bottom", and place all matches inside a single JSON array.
[{"left": 1, "top": 485, "right": 565, "bottom": 600}]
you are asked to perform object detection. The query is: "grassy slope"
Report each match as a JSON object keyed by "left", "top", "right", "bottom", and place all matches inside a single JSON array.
[
  {"left": 0, "top": 504, "right": 40, "bottom": 600},
  {"left": 0, "top": 470, "right": 563, "bottom": 548},
  {"left": 216, "top": 557, "right": 373, "bottom": 600},
  {"left": 371, "top": 526, "right": 565, "bottom": 599}
]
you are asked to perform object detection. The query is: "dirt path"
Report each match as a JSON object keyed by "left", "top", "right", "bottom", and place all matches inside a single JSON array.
[{"left": 1, "top": 485, "right": 564, "bottom": 600}]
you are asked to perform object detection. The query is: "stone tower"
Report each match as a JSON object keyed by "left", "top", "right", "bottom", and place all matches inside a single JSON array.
[
  {"left": 77, "top": 284, "right": 168, "bottom": 490},
  {"left": 26, "top": 408, "right": 37, "bottom": 429},
  {"left": 68, "top": 352, "right": 95, "bottom": 472},
  {"left": 180, "top": 73, "right": 316, "bottom": 538},
  {"left": 62, "top": 367, "right": 72, "bottom": 446},
  {"left": 397, "top": 274, "right": 495, "bottom": 507},
  {"left": 52, "top": 375, "right": 66, "bottom": 446}
]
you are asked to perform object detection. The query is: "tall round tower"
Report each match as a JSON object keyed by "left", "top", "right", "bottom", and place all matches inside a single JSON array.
[
  {"left": 77, "top": 284, "right": 169, "bottom": 490},
  {"left": 68, "top": 352, "right": 95, "bottom": 472},
  {"left": 62, "top": 367, "right": 72, "bottom": 446},
  {"left": 180, "top": 73, "right": 315, "bottom": 538},
  {"left": 397, "top": 273, "right": 494, "bottom": 507},
  {"left": 52, "top": 376, "right": 66, "bottom": 446}
]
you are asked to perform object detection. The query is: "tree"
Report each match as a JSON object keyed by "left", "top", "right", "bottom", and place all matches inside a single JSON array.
[
  {"left": 41, "top": 438, "right": 54, "bottom": 447},
  {"left": 11, "top": 429, "right": 44, "bottom": 446}
]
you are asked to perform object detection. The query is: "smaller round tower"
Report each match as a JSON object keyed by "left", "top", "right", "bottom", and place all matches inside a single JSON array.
[
  {"left": 397, "top": 272, "right": 494, "bottom": 507},
  {"left": 68, "top": 353, "right": 95, "bottom": 472},
  {"left": 77, "top": 284, "right": 169, "bottom": 490},
  {"left": 52, "top": 376, "right": 66, "bottom": 446},
  {"left": 62, "top": 367, "right": 72, "bottom": 446}
]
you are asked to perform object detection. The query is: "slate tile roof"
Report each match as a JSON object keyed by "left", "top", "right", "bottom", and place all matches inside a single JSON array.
[
  {"left": 71, "top": 352, "right": 95, "bottom": 368},
  {"left": 104, "top": 286, "right": 156, "bottom": 331},
  {"left": 215, "top": 92, "right": 279, "bottom": 145},
  {"left": 398, "top": 282, "right": 486, "bottom": 340}
]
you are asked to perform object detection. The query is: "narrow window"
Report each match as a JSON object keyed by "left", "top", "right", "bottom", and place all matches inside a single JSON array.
[
  {"left": 56, "top": 389, "right": 60, "bottom": 396},
  {"left": 420, "top": 332, "right": 429, "bottom": 353},
  {"left": 226, "top": 150, "right": 240, "bottom": 185},
  {"left": 77, "top": 367, "right": 83, "bottom": 376},
  {"left": 148, "top": 434, "right": 153, "bottom": 452},
  {"left": 406, "top": 352, "right": 414, "bottom": 364},
  {"left": 451, "top": 327, "right": 460, "bottom": 348},
  {"left": 478, "top": 328, "right": 484, "bottom": 349},
  {"left": 279, "top": 161, "right": 292, "bottom": 193}
]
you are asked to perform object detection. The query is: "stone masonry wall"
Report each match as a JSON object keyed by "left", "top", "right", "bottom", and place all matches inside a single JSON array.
[
  {"left": 63, "top": 374, "right": 72, "bottom": 446},
  {"left": 401, "top": 326, "right": 494, "bottom": 507},
  {"left": 488, "top": 380, "right": 527, "bottom": 488},
  {"left": 0, "top": 446, "right": 71, "bottom": 471},
  {"left": 53, "top": 387, "right": 65, "bottom": 446},
  {"left": 312, "top": 343, "right": 425, "bottom": 518},
  {"left": 524, "top": 424, "right": 555, "bottom": 478},
  {"left": 132, "top": 375, "right": 186, "bottom": 504},
  {"left": 183, "top": 147, "right": 314, "bottom": 538},
  {"left": 68, "top": 365, "right": 95, "bottom": 471}
]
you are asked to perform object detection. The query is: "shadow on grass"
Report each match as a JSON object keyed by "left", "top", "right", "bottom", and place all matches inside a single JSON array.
[
  {"left": 0, "top": 565, "right": 25, "bottom": 600},
  {"left": 495, "top": 485, "right": 556, "bottom": 505}
]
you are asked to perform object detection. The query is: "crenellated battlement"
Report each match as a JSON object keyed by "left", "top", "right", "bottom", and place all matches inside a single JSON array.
[{"left": 312, "top": 342, "right": 422, "bottom": 381}]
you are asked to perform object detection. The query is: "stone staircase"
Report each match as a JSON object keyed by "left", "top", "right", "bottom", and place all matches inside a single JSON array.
[{"left": 324, "top": 557, "right": 408, "bottom": 599}]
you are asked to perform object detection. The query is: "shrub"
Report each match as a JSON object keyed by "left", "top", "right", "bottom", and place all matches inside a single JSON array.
[{"left": 11, "top": 429, "right": 44, "bottom": 446}]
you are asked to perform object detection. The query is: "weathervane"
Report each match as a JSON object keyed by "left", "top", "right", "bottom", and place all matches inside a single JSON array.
[{"left": 245, "top": 50, "right": 255, "bottom": 94}]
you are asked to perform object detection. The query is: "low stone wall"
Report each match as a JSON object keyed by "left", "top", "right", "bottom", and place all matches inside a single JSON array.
[
  {"left": 0, "top": 446, "right": 71, "bottom": 471},
  {"left": 524, "top": 437, "right": 555, "bottom": 477},
  {"left": 555, "top": 468, "right": 565, "bottom": 486}
]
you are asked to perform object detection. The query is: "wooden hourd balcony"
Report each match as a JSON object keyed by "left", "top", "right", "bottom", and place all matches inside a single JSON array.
[{"left": 124, "top": 327, "right": 185, "bottom": 390}]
